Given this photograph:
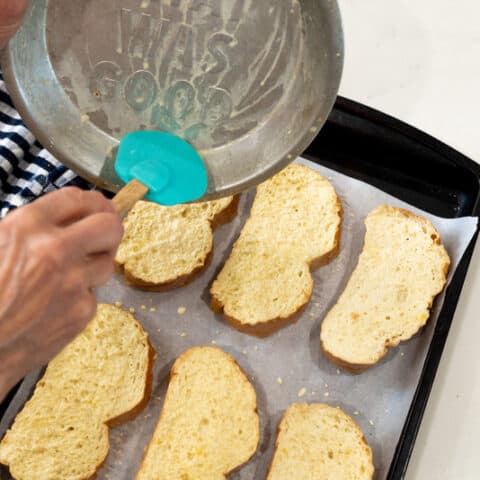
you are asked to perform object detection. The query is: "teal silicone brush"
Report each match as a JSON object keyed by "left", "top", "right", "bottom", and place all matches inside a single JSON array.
[{"left": 112, "top": 131, "right": 208, "bottom": 215}]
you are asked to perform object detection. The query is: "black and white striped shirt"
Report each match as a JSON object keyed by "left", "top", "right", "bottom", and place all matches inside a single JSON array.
[{"left": 0, "top": 70, "right": 91, "bottom": 218}]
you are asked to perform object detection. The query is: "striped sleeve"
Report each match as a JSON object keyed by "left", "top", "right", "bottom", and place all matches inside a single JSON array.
[{"left": 0, "top": 70, "right": 92, "bottom": 218}]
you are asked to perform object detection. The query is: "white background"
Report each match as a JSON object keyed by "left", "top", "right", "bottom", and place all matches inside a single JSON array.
[{"left": 338, "top": 1, "right": 480, "bottom": 478}]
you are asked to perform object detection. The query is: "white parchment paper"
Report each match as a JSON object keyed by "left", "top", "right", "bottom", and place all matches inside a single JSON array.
[{"left": 1, "top": 159, "right": 478, "bottom": 480}]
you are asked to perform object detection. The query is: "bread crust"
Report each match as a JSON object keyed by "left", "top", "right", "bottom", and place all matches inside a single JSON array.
[
  {"left": 266, "top": 403, "right": 374, "bottom": 480},
  {"left": 116, "top": 249, "right": 215, "bottom": 292},
  {"left": 211, "top": 166, "right": 343, "bottom": 337},
  {"left": 320, "top": 344, "right": 378, "bottom": 373},
  {"left": 135, "top": 346, "right": 259, "bottom": 480},
  {"left": 116, "top": 196, "right": 239, "bottom": 291},
  {"left": 85, "top": 340, "right": 155, "bottom": 480},
  {"left": 107, "top": 339, "right": 155, "bottom": 427},
  {"left": 0, "top": 306, "right": 155, "bottom": 480},
  {"left": 213, "top": 299, "right": 310, "bottom": 338},
  {"left": 321, "top": 206, "right": 450, "bottom": 371}
]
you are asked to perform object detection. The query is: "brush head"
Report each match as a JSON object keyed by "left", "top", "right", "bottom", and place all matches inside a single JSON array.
[{"left": 116, "top": 131, "right": 208, "bottom": 206}]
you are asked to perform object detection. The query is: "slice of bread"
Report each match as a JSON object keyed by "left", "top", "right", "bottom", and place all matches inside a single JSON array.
[
  {"left": 136, "top": 346, "right": 259, "bottom": 480},
  {"left": 210, "top": 164, "right": 342, "bottom": 337},
  {"left": 321, "top": 206, "right": 450, "bottom": 370},
  {"left": 115, "top": 197, "right": 238, "bottom": 290},
  {"left": 0, "top": 304, "right": 153, "bottom": 480},
  {"left": 267, "top": 403, "right": 374, "bottom": 479}
]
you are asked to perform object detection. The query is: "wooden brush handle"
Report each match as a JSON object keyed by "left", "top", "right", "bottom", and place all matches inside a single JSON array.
[{"left": 112, "top": 179, "right": 149, "bottom": 216}]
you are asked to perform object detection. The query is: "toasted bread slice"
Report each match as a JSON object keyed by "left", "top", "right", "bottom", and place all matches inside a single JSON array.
[
  {"left": 115, "top": 197, "right": 238, "bottom": 290},
  {"left": 210, "top": 164, "right": 342, "bottom": 336},
  {"left": 0, "top": 304, "right": 153, "bottom": 480},
  {"left": 136, "top": 346, "right": 259, "bottom": 480},
  {"left": 321, "top": 206, "right": 450, "bottom": 370},
  {"left": 267, "top": 403, "right": 374, "bottom": 480}
]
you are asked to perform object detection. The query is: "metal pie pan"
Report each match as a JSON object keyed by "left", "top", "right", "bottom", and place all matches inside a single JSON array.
[{"left": 1, "top": 0, "right": 343, "bottom": 199}]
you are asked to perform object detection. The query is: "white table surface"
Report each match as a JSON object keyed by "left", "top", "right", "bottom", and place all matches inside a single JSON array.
[{"left": 337, "top": 1, "right": 480, "bottom": 478}]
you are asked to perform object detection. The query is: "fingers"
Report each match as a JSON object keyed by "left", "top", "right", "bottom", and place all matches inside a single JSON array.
[
  {"left": 86, "top": 253, "right": 116, "bottom": 288},
  {"left": 32, "top": 188, "right": 116, "bottom": 226},
  {"left": 61, "top": 211, "right": 123, "bottom": 258}
]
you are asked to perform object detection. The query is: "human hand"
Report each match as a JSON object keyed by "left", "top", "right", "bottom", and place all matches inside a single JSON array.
[
  {"left": 0, "top": 0, "right": 29, "bottom": 49},
  {"left": 0, "top": 188, "right": 123, "bottom": 400}
]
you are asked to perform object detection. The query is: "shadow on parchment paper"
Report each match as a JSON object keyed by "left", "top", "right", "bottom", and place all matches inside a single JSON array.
[{"left": 309, "top": 316, "right": 404, "bottom": 378}]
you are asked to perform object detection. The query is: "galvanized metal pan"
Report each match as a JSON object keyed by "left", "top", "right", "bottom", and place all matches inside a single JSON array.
[{"left": 1, "top": 0, "right": 343, "bottom": 199}]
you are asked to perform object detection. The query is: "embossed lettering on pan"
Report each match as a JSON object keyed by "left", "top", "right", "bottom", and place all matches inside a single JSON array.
[{"left": 49, "top": 1, "right": 303, "bottom": 149}]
